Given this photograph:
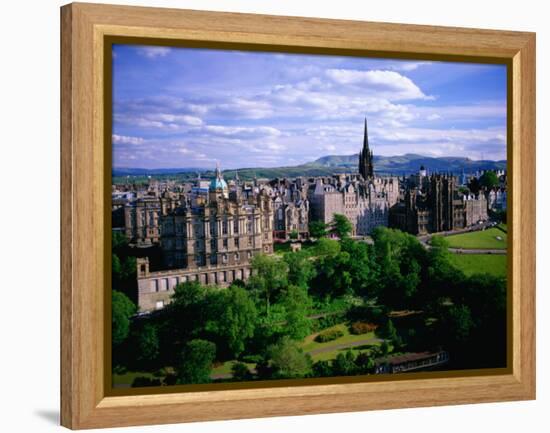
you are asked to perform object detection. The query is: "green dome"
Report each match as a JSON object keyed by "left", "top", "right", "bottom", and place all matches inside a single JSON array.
[
  {"left": 210, "top": 164, "right": 228, "bottom": 192},
  {"left": 210, "top": 177, "right": 228, "bottom": 191}
]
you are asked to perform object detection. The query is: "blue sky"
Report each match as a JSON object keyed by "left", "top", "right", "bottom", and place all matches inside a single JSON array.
[{"left": 112, "top": 44, "right": 507, "bottom": 169}]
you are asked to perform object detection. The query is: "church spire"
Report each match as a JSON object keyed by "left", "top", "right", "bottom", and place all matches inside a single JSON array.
[
  {"left": 363, "top": 117, "right": 369, "bottom": 152},
  {"left": 359, "top": 117, "right": 374, "bottom": 179}
]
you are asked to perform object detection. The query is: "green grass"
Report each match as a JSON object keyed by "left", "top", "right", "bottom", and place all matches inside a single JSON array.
[
  {"left": 449, "top": 253, "right": 507, "bottom": 277},
  {"left": 300, "top": 323, "right": 380, "bottom": 360},
  {"left": 445, "top": 227, "right": 507, "bottom": 250}
]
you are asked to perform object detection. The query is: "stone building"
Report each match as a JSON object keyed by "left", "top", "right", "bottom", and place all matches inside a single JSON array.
[
  {"left": 308, "top": 119, "right": 399, "bottom": 236},
  {"left": 135, "top": 165, "right": 274, "bottom": 312},
  {"left": 389, "top": 171, "right": 488, "bottom": 235},
  {"left": 487, "top": 187, "right": 507, "bottom": 211}
]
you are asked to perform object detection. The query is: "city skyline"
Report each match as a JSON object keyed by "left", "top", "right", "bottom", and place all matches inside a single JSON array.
[{"left": 112, "top": 44, "right": 507, "bottom": 169}]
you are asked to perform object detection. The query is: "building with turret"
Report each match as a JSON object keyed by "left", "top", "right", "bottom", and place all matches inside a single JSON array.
[
  {"left": 389, "top": 168, "right": 488, "bottom": 235},
  {"left": 135, "top": 165, "right": 274, "bottom": 312}
]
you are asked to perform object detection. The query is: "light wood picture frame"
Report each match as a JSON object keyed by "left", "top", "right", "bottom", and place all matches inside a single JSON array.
[{"left": 60, "top": 2, "right": 536, "bottom": 429}]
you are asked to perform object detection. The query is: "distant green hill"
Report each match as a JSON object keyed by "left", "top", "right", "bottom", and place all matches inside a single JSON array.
[
  {"left": 310, "top": 153, "right": 506, "bottom": 175},
  {"left": 112, "top": 153, "right": 506, "bottom": 184}
]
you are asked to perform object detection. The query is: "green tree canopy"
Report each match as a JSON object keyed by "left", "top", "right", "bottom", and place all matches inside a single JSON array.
[
  {"left": 309, "top": 220, "right": 328, "bottom": 239},
  {"left": 313, "top": 237, "right": 341, "bottom": 258},
  {"left": 332, "top": 350, "right": 358, "bottom": 376},
  {"left": 112, "top": 290, "right": 136, "bottom": 345},
  {"left": 112, "top": 230, "right": 128, "bottom": 250},
  {"left": 265, "top": 336, "right": 312, "bottom": 379},
  {"left": 281, "top": 284, "right": 312, "bottom": 340},
  {"left": 330, "top": 213, "right": 353, "bottom": 239},
  {"left": 371, "top": 227, "right": 426, "bottom": 309},
  {"left": 283, "top": 250, "right": 316, "bottom": 288},
  {"left": 479, "top": 171, "right": 500, "bottom": 190},
  {"left": 136, "top": 323, "right": 160, "bottom": 366},
  {"left": 215, "top": 285, "right": 258, "bottom": 357},
  {"left": 250, "top": 254, "right": 288, "bottom": 317},
  {"left": 177, "top": 339, "right": 216, "bottom": 384}
]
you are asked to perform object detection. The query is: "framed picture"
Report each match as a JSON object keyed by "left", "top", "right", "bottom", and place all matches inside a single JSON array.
[{"left": 60, "top": 2, "right": 536, "bottom": 429}]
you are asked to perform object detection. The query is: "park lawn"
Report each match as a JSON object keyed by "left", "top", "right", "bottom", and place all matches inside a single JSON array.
[
  {"left": 300, "top": 323, "right": 379, "bottom": 353},
  {"left": 497, "top": 223, "right": 508, "bottom": 232},
  {"left": 445, "top": 227, "right": 507, "bottom": 250},
  {"left": 449, "top": 253, "right": 507, "bottom": 278}
]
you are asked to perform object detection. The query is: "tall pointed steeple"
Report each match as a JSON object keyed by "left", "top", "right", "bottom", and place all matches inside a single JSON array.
[
  {"left": 358, "top": 117, "right": 374, "bottom": 179},
  {"left": 363, "top": 117, "right": 369, "bottom": 151}
]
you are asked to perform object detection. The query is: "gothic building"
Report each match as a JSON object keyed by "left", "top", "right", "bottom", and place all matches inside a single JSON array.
[
  {"left": 309, "top": 118, "right": 399, "bottom": 236},
  {"left": 389, "top": 170, "right": 488, "bottom": 235}
]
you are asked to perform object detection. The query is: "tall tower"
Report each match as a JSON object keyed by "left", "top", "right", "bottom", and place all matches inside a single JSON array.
[{"left": 358, "top": 118, "right": 374, "bottom": 179}]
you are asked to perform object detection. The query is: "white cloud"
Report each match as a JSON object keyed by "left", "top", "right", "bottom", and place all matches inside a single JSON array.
[
  {"left": 137, "top": 46, "right": 171, "bottom": 59},
  {"left": 427, "top": 114, "right": 442, "bottom": 121},
  {"left": 391, "top": 61, "right": 432, "bottom": 71},
  {"left": 203, "top": 125, "right": 281, "bottom": 139},
  {"left": 112, "top": 134, "right": 144, "bottom": 145},
  {"left": 115, "top": 112, "right": 204, "bottom": 130},
  {"left": 325, "top": 69, "right": 431, "bottom": 100},
  {"left": 154, "top": 114, "right": 204, "bottom": 126}
]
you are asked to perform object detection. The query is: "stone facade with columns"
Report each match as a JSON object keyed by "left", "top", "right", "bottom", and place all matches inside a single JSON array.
[{"left": 135, "top": 166, "right": 273, "bottom": 312}]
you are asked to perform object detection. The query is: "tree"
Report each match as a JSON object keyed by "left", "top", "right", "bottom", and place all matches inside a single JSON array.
[
  {"left": 265, "top": 336, "right": 312, "bottom": 379},
  {"left": 313, "top": 360, "right": 333, "bottom": 377},
  {"left": 330, "top": 213, "right": 353, "bottom": 239},
  {"left": 177, "top": 339, "right": 216, "bottom": 384},
  {"left": 424, "top": 236, "right": 465, "bottom": 306},
  {"left": 311, "top": 239, "right": 378, "bottom": 299},
  {"left": 231, "top": 362, "right": 252, "bottom": 381},
  {"left": 309, "top": 220, "right": 328, "bottom": 239},
  {"left": 281, "top": 285, "right": 312, "bottom": 340},
  {"left": 250, "top": 254, "right": 288, "bottom": 317},
  {"left": 289, "top": 229, "right": 299, "bottom": 240},
  {"left": 313, "top": 237, "right": 341, "bottom": 258},
  {"left": 340, "top": 239, "right": 378, "bottom": 298},
  {"left": 332, "top": 350, "right": 358, "bottom": 376},
  {"left": 446, "top": 304, "right": 474, "bottom": 343},
  {"left": 378, "top": 319, "right": 398, "bottom": 341},
  {"left": 112, "top": 290, "right": 136, "bottom": 345},
  {"left": 121, "top": 256, "right": 137, "bottom": 281},
  {"left": 283, "top": 250, "right": 316, "bottom": 288},
  {"left": 112, "top": 253, "right": 123, "bottom": 280},
  {"left": 112, "top": 230, "right": 128, "bottom": 250},
  {"left": 479, "top": 171, "right": 499, "bottom": 190},
  {"left": 167, "top": 281, "right": 209, "bottom": 341},
  {"left": 371, "top": 227, "right": 426, "bottom": 309},
  {"left": 468, "top": 176, "right": 481, "bottom": 194},
  {"left": 209, "top": 285, "right": 258, "bottom": 357},
  {"left": 380, "top": 340, "right": 390, "bottom": 356},
  {"left": 136, "top": 323, "right": 160, "bottom": 367}
]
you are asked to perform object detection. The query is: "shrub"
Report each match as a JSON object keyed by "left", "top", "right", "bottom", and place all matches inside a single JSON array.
[
  {"left": 231, "top": 362, "right": 253, "bottom": 381},
  {"left": 311, "top": 313, "right": 345, "bottom": 332},
  {"left": 315, "top": 328, "right": 344, "bottom": 343},
  {"left": 241, "top": 354, "right": 263, "bottom": 364},
  {"left": 350, "top": 321, "right": 379, "bottom": 335}
]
